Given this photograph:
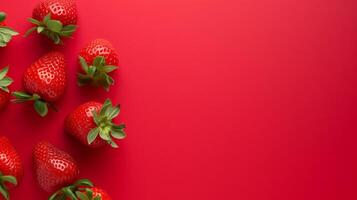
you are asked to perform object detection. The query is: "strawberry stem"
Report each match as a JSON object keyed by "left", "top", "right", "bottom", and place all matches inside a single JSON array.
[
  {"left": 0, "top": 66, "right": 13, "bottom": 93},
  {"left": 49, "top": 179, "right": 98, "bottom": 200},
  {"left": 77, "top": 56, "right": 118, "bottom": 91},
  {"left": 0, "top": 172, "right": 17, "bottom": 200},
  {"left": 87, "top": 99, "right": 126, "bottom": 148},
  {"left": 11, "top": 91, "right": 51, "bottom": 117},
  {"left": 25, "top": 13, "right": 77, "bottom": 45},
  {"left": 0, "top": 12, "right": 19, "bottom": 47}
]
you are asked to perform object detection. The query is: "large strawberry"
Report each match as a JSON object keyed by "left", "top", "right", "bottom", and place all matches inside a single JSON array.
[
  {"left": 25, "top": 0, "right": 78, "bottom": 44},
  {"left": 0, "top": 136, "right": 23, "bottom": 200},
  {"left": 12, "top": 51, "right": 67, "bottom": 117},
  {"left": 78, "top": 39, "right": 119, "bottom": 91},
  {"left": 0, "top": 12, "right": 19, "bottom": 47},
  {"left": 49, "top": 179, "right": 112, "bottom": 200},
  {"left": 33, "top": 141, "right": 79, "bottom": 193},
  {"left": 65, "top": 99, "right": 126, "bottom": 148},
  {"left": 0, "top": 67, "right": 13, "bottom": 110}
]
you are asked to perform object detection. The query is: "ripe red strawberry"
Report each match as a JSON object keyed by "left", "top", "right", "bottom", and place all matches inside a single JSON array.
[
  {"left": 65, "top": 99, "right": 126, "bottom": 148},
  {"left": 49, "top": 179, "right": 111, "bottom": 200},
  {"left": 0, "top": 136, "right": 23, "bottom": 200},
  {"left": 33, "top": 141, "right": 79, "bottom": 193},
  {"left": 78, "top": 39, "right": 119, "bottom": 91},
  {"left": 12, "top": 51, "right": 67, "bottom": 117},
  {"left": 25, "top": 0, "right": 78, "bottom": 44},
  {"left": 0, "top": 67, "right": 13, "bottom": 110},
  {"left": 0, "top": 12, "right": 19, "bottom": 47}
]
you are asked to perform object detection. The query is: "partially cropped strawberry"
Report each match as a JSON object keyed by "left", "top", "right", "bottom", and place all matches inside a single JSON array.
[
  {"left": 12, "top": 52, "right": 67, "bottom": 117},
  {"left": 33, "top": 141, "right": 79, "bottom": 193},
  {"left": 25, "top": 0, "right": 78, "bottom": 44},
  {"left": 65, "top": 99, "right": 126, "bottom": 148},
  {"left": 49, "top": 179, "right": 112, "bottom": 200},
  {"left": 0, "top": 12, "right": 19, "bottom": 47},
  {"left": 0, "top": 136, "right": 23, "bottom": 200},
  {"left": 78, "top": 39, "right": 120, "bottom": 91},
  {"left": 0, "top": 67, "right": 13, "bottom": 110}
]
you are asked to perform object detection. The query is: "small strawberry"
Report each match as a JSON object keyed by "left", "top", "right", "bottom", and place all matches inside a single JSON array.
[
  {"left": 0, "top": 12, "right": 19, "bottom": 47},
  {"left": 33, "top": 141, "right": 79, "bottom": 193},
  {"left": 65, "top": 99, "right": 126, "bottom": 148},
  {"left": 25, "top": 0, "right": 78, "bottom": 44},
  {"left": 0, "top": 67, "right": 13, "bottom": 110},
  {"left": 78, "top": 39, "right": 119, "bottom": 91},
  {"left": 12, "top": 51, "right": 67, "bottom": 117},
  {"left": 0, "top": 136, "right": 23, "bottom": 200},
  {"left": 49, "top": 179, "right": 112, "bottom": 200}
]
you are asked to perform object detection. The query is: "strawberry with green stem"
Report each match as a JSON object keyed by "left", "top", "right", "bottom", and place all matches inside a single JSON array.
[
  {"left": 12, "top": 52, "right": 67, "bottom": 117},
  {"left": 78, "top": 39, "right": 119, "bottom": 91},
  {"left": 65, "top": 99, "right": 126, "bottom": 148},
  {"left": 0, "top": 136, "right": 23, "bottom": 200},
  {"left": 0, "top": 66, "right": 13, "bottom": 110},
  {"left": 49, "top": 179, "right": 111, "bottom": 200},
  {"left": 25, "top": 0, "right": 77, "bottom": 44},
  {"left": 0, "top": 12, "right": 19, "bottom": 47}
]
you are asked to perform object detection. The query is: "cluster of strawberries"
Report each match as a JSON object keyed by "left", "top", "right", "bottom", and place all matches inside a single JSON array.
[{"left": 0, "top": 0, "right": 126, "bottom": 199}]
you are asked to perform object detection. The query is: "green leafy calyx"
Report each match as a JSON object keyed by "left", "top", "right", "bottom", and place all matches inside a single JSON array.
[
  {"left": 87, "top": 99, "right": 126, "bottom": 148},
  {"left": 49, "top": 179, "right": 102, "bottom": 200},
  {"left": 25, "top": 13, "right": 77, "bottom": 44},
  {"left": 0, "top": 12, "right": 19, "bottom": 47},
  {"left": 77, "top": 56, "right": 118, "bottom": 91},
  {"left": 11, "top": 92, "right": 49, "bottom": 117},
  {"left": 0, "top": 66, "right": 13, "bottom": 93},
  {"left": 0, "top": 171, "right": 17, "bottom": 200}
]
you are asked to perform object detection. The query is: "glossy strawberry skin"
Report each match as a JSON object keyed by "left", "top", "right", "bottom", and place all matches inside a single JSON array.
[
  {"left": 79, "top": 39, "right": 119, "bottom": 67},
  {"left": 65, "top": 101, "right": 107, "bottom": 148},
  {"left": 0, "top": 90, "right": 10, "bottom": 110},
  {"left": 92, "top": 187, "right": 111, "bottom": 200},
  {"left": 32, "top": 0, "right": 77, "bottom": 25},
  {"left": 23, "top": 51, "right": 66, "bottom": 102},
  {"left": 0, "top": 136, "right": 23, "bottom": 189},
  {"left": 33, "top": 141, "right": 79, "bottom": 193},
  {"left": 0, "top": 22, "right": 5, "bottom": 26}
]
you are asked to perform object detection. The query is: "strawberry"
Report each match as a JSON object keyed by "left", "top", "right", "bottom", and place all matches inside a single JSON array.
[
  {"left": 0, "top": 136, "right": 23, "bottom": 200},
  {"left": 25, "top": 0, "right": 78, "bottom": 44},
  {"left": 49, "top": 179, "right": 112, "bottom": 200},
  {"left": 33, "top": 141, "right": 79, "bottom": 193},
  {"left": 78, "top": 39, "right": 119, "bottom": 91},
  {"left": 0, "top": 12, "right": 19, "bottom": 47},
  {"left": 0, "top": 67, "right": 13, "bottom": 110},
  {"left": 65, "top": 99, "right": 126, "bottom": 148},
  {"left": 12, "top": 51, "right": 67, "bottom": 117}
]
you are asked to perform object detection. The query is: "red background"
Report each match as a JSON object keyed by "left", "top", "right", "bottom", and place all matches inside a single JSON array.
[{"left": 1, "top": 0, "right": 357, "bottom": 199}]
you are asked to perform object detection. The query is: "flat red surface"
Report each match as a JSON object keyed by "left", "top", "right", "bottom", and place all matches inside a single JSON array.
[{"left": 1, "top": 0, "right": 357, "bottom": 199}]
